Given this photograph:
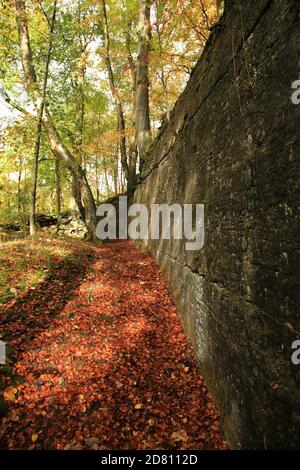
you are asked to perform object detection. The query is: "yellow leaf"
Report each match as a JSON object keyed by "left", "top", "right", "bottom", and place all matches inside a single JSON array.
[
  {"left": 4, "top": 387, "right": 17, "bottom": 402},
  {"left": 171, "top": 430, "right": 188, "bottom": 442},
  {"left": 31, "top": 434, "right": 39, "bottom": 442},
  {"left": 135, "top": 403, "right": 143, "bottom": 410}
]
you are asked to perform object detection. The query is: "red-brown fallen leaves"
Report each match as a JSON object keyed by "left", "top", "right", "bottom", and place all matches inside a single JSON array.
[{"left": 0, "top": 238, "right": 227, "bottom": 450}]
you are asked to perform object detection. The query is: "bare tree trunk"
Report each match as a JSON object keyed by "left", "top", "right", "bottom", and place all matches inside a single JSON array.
[
  {"left": 103, "top": 158, "right": 110, "bottom": 195},
  {"left": 95, "top": 154, "right": 100, "bottom": 203},
  {"left": 72, "top": 59, "right": 86, "bottom": 222},
  {"left": 29, "top": 0, "right": 57, "bottom": 236},
  {"left": 113, "top": 160, "right": 118, "bottom": 195},
  {"left": 125, "top": 22, "right": 137, "bottom": 97},
  {"left": 55, "top": 154, "right": 61, "bottom": 215},
  {"left": 101, "top": 0, "right": 131, "bottom": 188},
  {"left": 17, "top": 157, "right": 22, "bottom": 216},
  {"left": 125, "top": 22, "right": 138, "bottom": 192},
  {"left": 74, "top": 4, "right": 87, "bottom": 171},
  {"left": 154, "top": 10, "right": 168, "bottom": 113},
  {"left": 136, "top": 0, "right": 152, "bottom": 174},
  {"left": 30, "top": 119, "right": 41, "bottom": 236},
  {"left": 15, "top": 0, "right": 97, "bottom": 240},
  {"left": 70, "top": 174, "right": 85, "bottom": 220}
]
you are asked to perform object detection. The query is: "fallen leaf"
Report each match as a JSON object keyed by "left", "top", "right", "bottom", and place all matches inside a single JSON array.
[
  {"left": 59, "top": 377, "right": 65, "bottom": 386},
  {"left": 171, "top": 430, "right": 188, "bottom": 442},
  {"left": 0, "top": 239, "right": 227, "bottom": 451},
  {"left": 10, "top": 411, "right": 20, "bottom": 422},
  {"left": 64, "top": 441, "right": 83, "bottom": 451},
  {"left": 4, "top": 387, "right": 18, "bottom": 402},
  {"left": 85, "top": 437, "right": 100, "bottom": 447},
  {"left": 134, "top": 403, "right": 143, "bottom": 410}
]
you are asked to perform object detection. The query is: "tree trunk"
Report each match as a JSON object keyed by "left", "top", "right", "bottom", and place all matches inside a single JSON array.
[
  {"left": 55, "top": 154, "right": 61, "bottom": 215},
  {"left": 15, "top": 0, "right": 97, "bottom": 240},
  {"left": 29, "top": 1, "right": 57, "bottom": 236},
  {"left": 29, "top": 119, "right": 41, "bottom": 236},
  {"left": 72, "top": 56, "right": 86, "bottom": 222},
  {"left": 136, "top": 0, "right": 152, "bottom": 174},
  {"left": 154, "top": 10, "right": 168, "bottom": 113},
  {"left": 70, "top": 174, "right": 85, "bottom": 221},
  {"left": 125, "top": 22, "right": 138, "bottom": 193},
  {"left": 103, "top": 161, "right": 109, "bottom": 195},
  {"left": 95, "top": 154, "right": 100, "bottom": 203},
  {"left": 17, "top": 157, "right": 22, "bottom": 216},
  {"left": 101, "top": 0, "right": 131, "bottom": 189},
  {"left": 113, "top": 160, "right": 118, "bottom": 195}
]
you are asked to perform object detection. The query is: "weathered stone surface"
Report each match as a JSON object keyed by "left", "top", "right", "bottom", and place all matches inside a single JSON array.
[
  {"left": 133, "top": 0, "right": 300, "bottom": 449},
  {"left": 56, "top": 211, "right": 87, "bottom": 238}
]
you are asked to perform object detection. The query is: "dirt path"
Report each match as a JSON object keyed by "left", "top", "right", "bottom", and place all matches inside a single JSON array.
[{"left": 0, "top": 240, "right": 226, "bottom": 450}]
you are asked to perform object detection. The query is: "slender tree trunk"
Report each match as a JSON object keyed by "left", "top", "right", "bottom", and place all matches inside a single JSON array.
[
  {"left": 154, "top": 9, "right": 168, "bottom": 113},
  {"left": 113, "top": 161, "right": 118, "bottom": 195},
  {"left": 101, "top": 0, "right": 135, "bottom": 193},
  {"left": 54, "top": 154, "right": 61, "bottom": 215},
  {"left": 125, "top": 23, "right": 137, "bottom": 97},
  {"left": 136, "top": 0, "right": 152, "bottom": 174},
  {"left": 103, "top": 159, "right": 109, "bottom": 195},
  {"left": 125, "top": 22, "right": 138, "bottom": 192},
  {"left": 74, "top": 4, "right": 86, "bottom": 171},
  {"left": 101, "top": 0, "right": 129, "bottom": 186},
  {"left": 15, "top": 0, "right": 97, "bottom": 240},
  {"left": 95, "top": 154, "right": 100, "bottom": 203},
  {"left": 69, "top": 179, "right": 77, "bottom": 219},
  {"left": 29, "top": 0, "right": 57, "bottom": 236},
  {"left": 70, "top": 174, "right": 85, "bottom": 221},
  {"left": 73, "top": 49, "right": 86, "bottom": 220},
  {"left": 29, "top": 120, "right": 41, "bottom": 236},
  {"left": 17, "top": 157, "right": 22, "bottom": 216}
]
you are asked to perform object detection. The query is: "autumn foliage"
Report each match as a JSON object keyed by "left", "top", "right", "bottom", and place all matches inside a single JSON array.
[{"left": 0, "top": 237, "right": 227, "bottom": 450}]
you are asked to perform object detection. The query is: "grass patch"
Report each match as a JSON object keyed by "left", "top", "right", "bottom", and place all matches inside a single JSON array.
[{"left": 0, "top": 236, "right": 87, "bottom": 305}]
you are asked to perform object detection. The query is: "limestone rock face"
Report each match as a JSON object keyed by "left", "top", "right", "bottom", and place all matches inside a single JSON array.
[
  {"left": 57, "top": 212, "right": 87, "bottom": 239},
  {"left": 133, "top": 0, "right": 300, "bottom": 449}
]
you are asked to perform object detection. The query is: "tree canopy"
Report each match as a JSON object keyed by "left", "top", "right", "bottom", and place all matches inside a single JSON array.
[{"left": 0, "top": 0, "right": 218, "bottom": 234}]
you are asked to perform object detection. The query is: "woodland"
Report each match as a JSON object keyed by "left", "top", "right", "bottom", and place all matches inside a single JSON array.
[
  {"left": 1, "top": 0, "right": 297, "bottom": 455},
  {"left": 0, "top": 0, "right": 220, "bottom": 238}
]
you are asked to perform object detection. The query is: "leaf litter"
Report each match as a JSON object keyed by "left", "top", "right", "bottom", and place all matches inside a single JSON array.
[{"left": 0, "top": 238, "right": 227, "bottom": 450}]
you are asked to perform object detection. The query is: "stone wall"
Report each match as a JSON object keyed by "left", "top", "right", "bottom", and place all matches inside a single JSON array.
[{"left": 133, "top": 0, "right": 300, "bottom": 449}]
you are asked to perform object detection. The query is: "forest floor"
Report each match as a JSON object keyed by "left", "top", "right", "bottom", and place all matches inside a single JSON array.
[{"left": 0, "top": 236, "right": 227, "bottom": 450}]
